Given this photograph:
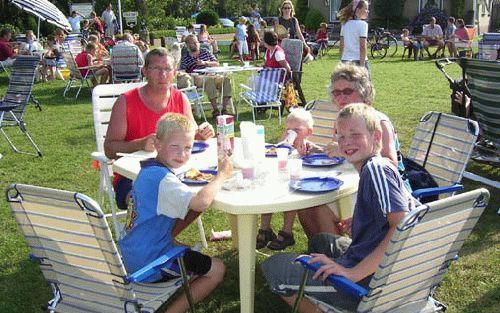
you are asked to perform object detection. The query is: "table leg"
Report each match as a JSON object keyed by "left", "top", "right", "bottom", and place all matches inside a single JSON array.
[
  {"left": 227, "top": 213, "right": 238, "bottom": 248},
  {"left": 237, "top": 214, "right": 257, "bottom": 313},
  {"left": 336, "top": 192, "right": 355, "bottom": 220}
]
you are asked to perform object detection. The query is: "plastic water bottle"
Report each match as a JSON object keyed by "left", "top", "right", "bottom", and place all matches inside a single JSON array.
[{"left": 240, "top": 121, "right": 256, "bottom": 160}]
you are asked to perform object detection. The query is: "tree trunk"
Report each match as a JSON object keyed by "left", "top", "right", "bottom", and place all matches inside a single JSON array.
[{"left": 135, "top": 0, "right": 145, "bottom": 16}]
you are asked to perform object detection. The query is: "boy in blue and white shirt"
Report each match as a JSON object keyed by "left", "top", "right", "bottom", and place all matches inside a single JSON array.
[
  {"left": 262, "top": 103, "right": 418, "bottom": 311},
  {"left": 235, "top": 16, "right": 249, "bottom": 63},
  {"left": 119, "top": 113, "right": 233, "bottom": 312}
]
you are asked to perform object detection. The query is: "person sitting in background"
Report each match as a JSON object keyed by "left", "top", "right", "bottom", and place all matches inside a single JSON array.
[
  {"left": 401, "top": 28, "right": 424, "bottom": 61},
  {"left": 444, "top": 17, "right": 457, "bottom": 57},
  {"left": 422, "top": 16, "right": 445, "bottom": 59},
  {"left": 118, "top": 112, "right": 230, "bottom": 312},
  {"left": 81, "top": 20, "right": 91, "bottom": 41},
  {"left": 113, "top": 33, "right": 144, "bottom": 66},
  {"left": 135, "top": 40, "right": 149, "bottom": 58},
  {"left": 180, "top": 34, "right": 234, "bottom": 118},
  {"left": 41, "top": 35, "right": 60, "bottom": 81},
  {"left": 181, "top": 24, "right": 195, "bottom": 42},
  {"left": 300, "top": 24, "right": 311, "bottom": 42},
  {"left": 88, "top": 34, "right": 109, "bottom": 60},
  {"left": 229, "top": 35, "right": 240, "bottom": 59},
  {"left": 247, "top": 23, "right": 261, "bottom": 61},
  {"left": 316, "top": 22, "right": 329, "bottom": 50},
  {"left": 448, "top": 19, "right": 471, "bottom": 57},
  {"left": 198, "top": 24, "right": 219, "bottom": 54},
  {"left": 263, "top": 31, "right": 291, "bottom": 73},
  {"left": 0, "top": 28, "right": 17, "bottom": 67},
  {"left": 75, "top": 42, "right": 109, "bottom": 86},
  {"left": 20, "top": 30, "right": 42, "bottom": 54}
]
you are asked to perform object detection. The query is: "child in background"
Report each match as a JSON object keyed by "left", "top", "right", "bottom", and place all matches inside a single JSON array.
[
  {"left": 198, "top": 24, "right": 219, "bottom": 54},
  {"left": 75, "top": 42, "right": 109, "bottom": 86},
  {"left": 316, "top": 22, "right": 329, "bottom": 51},
  {"left": 229, "top": 35, "right": 240, "bottom": 59},
  {"left": 444, "top": 16, "right": 457, "bottom": 56},
  {"left": 88, "top": 34, "right": 109, "bottom": 60},
  {"left": 247, "top": 23, "right": 261, "bottom": 62},
  {"left": 401, "top": 28, "right": 424, "bottom": 60},
  {"left": 261, "top": 103, "right": 415, "bottom": 311},
  {"left": 81, "top": 20, "right": 90, "bottom": 41},
  {"left": 119, "top": 113, "right": 232, "bottom": 313},
  {"left": 257, "top": 108, "right": 322, "bottom": 250},
  {"left": 41, "top": 35, "right": 59, "bottom": 81},
  {"left": 235, "top": 16, "right": 249, "bottom": 63}
]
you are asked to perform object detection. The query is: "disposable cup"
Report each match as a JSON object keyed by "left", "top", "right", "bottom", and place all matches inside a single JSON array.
[
  {"left": 241, "top": 160, "right": 255, "bottom": 179},
  {"left": 284, "top": 130, "right": 297, "bottom": 145},
  {"left": 276, "top": 148, "right": 289, "bottom": 171},
  {"left": 288, "top": 159, "right": 302, "bottom": 181},
  {"left": 244, "top": 61, "right": 250, "bottom": 67}
]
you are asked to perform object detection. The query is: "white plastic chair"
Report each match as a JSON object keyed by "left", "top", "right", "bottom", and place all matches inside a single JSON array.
[
  {"left": 7, "top": 183, "right": 195, "bottom": 313},
  {"left": 91, "top": 83, "right": 208, "bottom": 247}
]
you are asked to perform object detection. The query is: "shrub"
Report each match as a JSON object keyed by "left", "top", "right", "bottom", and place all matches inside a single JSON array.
[
  {"left": 146, "top": 16, "right": 194, "bottom": 31},
  {"left": 373, "top": 0, "right": 406, "bottom": 29},
  {"left": 409, "top": 8, "right": 448, "bottom": 34},
  {"left": 295, "top": 0, "right": 309, "bottom": 24},
  {"left": 0, "top": 23, "right": 20, "bottom": 36},
  {"left": 196, "top": 10, "right": 219, "bottom": 27},
  {"left": 304, "top": 8, "right": 326, "bottom": 31}
]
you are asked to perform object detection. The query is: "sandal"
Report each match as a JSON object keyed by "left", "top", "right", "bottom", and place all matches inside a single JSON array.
[
  {"left": 267, "top": 230, "right": 295, "bottom": 251},
  {"left": 212, "top": 110, "right": 221, "bottom": 119},
  {"left": 256, "top": 228, "right": 276, "bottom": 249}
]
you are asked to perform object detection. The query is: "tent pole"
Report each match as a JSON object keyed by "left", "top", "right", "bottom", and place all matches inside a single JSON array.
[{"left": 117, "top": 0, "right": 123, "bottom": 34}]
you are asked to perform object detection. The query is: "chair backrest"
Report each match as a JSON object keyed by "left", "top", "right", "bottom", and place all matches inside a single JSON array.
[
  {"left": 7, "top": 183, "right": 183, "bottom": 313},
  {"left": 92, "top": 82, "right": 147, "bottom": 154},
  {"left": 252, "top": 68, "right": 286, "bottom": 103},
  {"left": 308, "top": 99, "right": 337, "bottom": 148},
  {"left": 465, "top": 26, "right": 475, "bottom": 41},
  {"left": 175, "top": 26, "right": 186, "bottom": 42},
  {"left": 62, "top": 51, "right": 84, "bottom": 80},
  {"left": 282, "top": 39, "right": 304, "bottom": 72},
  {"left": 407, "top": 111, "right": 478, "bottom": 189},
  {"left": 2, "top": 55, "right": 40, "bottom": 120},
  {"left": 63, "top": 39, "right": 83, "bottom": 55},
  {"left": 111, "top": 44, "right": 143, "bottom": 83},
  {"left": 357, "top": 188, "right": 489, "bottom": 312},
  {"left": 461, "top": 58, "right": 500, "bottom": 149}
]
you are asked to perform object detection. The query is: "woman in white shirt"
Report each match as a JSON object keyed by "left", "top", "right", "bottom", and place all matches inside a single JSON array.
[{"left": 338, "top": 0, "right": 370, "bottom": 72}]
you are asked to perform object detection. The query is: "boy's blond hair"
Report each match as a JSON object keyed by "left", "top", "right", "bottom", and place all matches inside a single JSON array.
[
  {"left": 337, "top": 103, "right": 382, "bottom": 151},
  {"left": 239, "top": 16, "right": 247, "bottom": 24},
  {"left": 156, "top": 113, "right": 194, "bottom": 141},
  {"left": 287, "top": 107, "right": 314, "bottom": 129}
]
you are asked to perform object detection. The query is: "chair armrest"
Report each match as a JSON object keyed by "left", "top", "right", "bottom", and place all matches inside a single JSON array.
[
  {"left": 179, "top": 85, "right": 198, "bottom": 93},
  {"left": 126, "top": 246, "right": 190, "bottom": 283},
  {"left": 239, "top": 83, "right": 252, "bottom": 91},
  {"left": 294, "top": 255, "right": 369, "bottom": 299},
  {"left": 90, "top": 151, "right": 112, "bottom": 165},
  {"left": 412, "top": 184, "right": 463, "bottom": 200}
]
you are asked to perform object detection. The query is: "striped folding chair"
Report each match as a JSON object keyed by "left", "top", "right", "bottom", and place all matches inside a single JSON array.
[
  {"left": 237, "top": 67, "right": 286, "bottom": 124},
  {"left": 293, "top": 188, "right": 489, "bottom": 313},
  {"left": 307, "top": 99, "right": 338, "bottom": 149},
  {"left": 111, "top": 45, "right": 143, "bottom": 83},
  {"left": 7, "top": 184, "right": 195, "bottom": 313},
  {"left": 62, "top": 51, "right": 96, "bottom": 99},
  {"left": 0, "top": 55, "right": 42, "bottom": 156},
  {"left": 407, "top": 111, "right": 479, "bottom": 201}
]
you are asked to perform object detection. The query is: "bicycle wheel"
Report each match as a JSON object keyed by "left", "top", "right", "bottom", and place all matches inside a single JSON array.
[
  {"left": 383, "top": 35, "right": 398, "bottom": 57},
  {"left": 371, "top": 43, "right": 387, "bottom": 59}
]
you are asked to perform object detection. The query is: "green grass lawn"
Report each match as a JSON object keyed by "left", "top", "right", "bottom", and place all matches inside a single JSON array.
[{"left": 0, "top": 49, "right": 499, "bottom": 313}]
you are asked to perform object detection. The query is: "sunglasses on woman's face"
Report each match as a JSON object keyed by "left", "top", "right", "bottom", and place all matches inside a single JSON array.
[
  {"left": 332, "top": 88, "right": 355, "bottom": 97},
  {"left": 282, "top": 7, "right": 292, "bottom": 10}
]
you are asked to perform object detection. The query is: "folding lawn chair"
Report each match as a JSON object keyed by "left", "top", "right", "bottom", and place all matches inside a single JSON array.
[
  {"left": 282, "top": 39, "right": 308, "bottom": 106},
  {"left": 7, "top": 183, "right": 195, "bottom": 313},
  {"left": 293, "top": 188, "right": 490, "bottom": 313},
  {"left": 406, "top": 111, "right": 479, "bottom": 202},
  {"left": 307, "top": 99, "right": 338, "bottom": 149},
  {"left": 62, "top": 51, "right": 96, "bottom": 99},
  {"left": 91, "top": 83, "right": 208, "bottom": 247},
  {"left": 237, "top": 67, "right": 286, "bottom": 124},
  {"left": 0, "top": 55, "right": 42, "bottom": 157},
  {"left": 111, "top": 45, "right": 143, "bottom": 83}
]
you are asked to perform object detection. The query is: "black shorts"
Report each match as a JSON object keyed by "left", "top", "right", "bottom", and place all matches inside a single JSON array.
[{"left": 155, "top": 250, "right": 212, "bottom": 283}]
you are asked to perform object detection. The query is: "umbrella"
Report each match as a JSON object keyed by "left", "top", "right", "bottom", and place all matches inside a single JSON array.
[{"left": 9, "top": 0, "right": 72, "bottom": 34}]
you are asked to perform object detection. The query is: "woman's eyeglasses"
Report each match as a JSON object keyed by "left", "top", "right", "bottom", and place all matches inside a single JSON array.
[{"left": 331, "top": 88, "right": 355, "bottom": 97}]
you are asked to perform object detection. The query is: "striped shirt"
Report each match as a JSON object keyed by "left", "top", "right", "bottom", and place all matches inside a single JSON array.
[
  {"left": 180, "top": 48, "right": 216, "bottom": 73},
  {"left": 338, "top": 156, "right": 417, "bottom": 268}
]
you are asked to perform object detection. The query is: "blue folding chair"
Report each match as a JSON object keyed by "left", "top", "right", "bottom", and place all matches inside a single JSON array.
[
  {"left": 237, "top": 67, "right": 286, "bottom": 124},
  {"left": 0, "top": 55, "right": 42, "bottom": 156}
]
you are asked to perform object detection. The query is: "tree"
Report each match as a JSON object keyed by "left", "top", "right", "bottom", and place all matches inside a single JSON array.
[
  {"left": 373, "top": 0, "right": 406, "bottom": 29},
  {"left": 294, "top": 0, "right": 309, "bottom": 23}
]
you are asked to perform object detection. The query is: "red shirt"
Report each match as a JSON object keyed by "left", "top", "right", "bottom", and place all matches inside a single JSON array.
[
  {"left": 265, "top": 45, "right": 287, "bottom": 69},
  {"left": 75, "top": 51, "right": 91, "bottom": 76},
  {"left": 316, "top": 29, "right": 328, "bottom": 41},
  {"left": 0, "top": 37, "right": 14, "bottom": 61}
]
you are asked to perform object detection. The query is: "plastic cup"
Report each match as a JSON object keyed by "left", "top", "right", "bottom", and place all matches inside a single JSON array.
[
  {"left": 284, "top": 130, "right": 297, "bottom": 145},
  {"left": 241, "top": 160, "right": 255, "bottom": 179},
  {"left": 244, "top": 61, "right": 250, "bottom": 67},
  {"left": 288, "top": 159, "right": 302, "bottom": 181},
  {"left": 276, "top": 148, "right": 289, "bottom": 171},
  {"left": 223, "top": 62, "right": 229, "bottom": 67}
]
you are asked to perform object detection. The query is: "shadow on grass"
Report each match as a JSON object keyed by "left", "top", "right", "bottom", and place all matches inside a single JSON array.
[{"left": 462, "top": 284, "right": 500, "bottom": 313}]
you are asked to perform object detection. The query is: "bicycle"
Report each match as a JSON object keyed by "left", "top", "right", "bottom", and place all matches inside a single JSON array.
[{"left": 369, "top": 28, "right": 398, "bottom": 59}]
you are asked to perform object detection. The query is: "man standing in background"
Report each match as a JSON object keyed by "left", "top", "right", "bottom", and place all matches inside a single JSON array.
[
  {"left": 67, "top": 11, "right": 82, "bottom": 34},
  {"left": 102, "top": 3, "right": 117, "bottom": 39}
]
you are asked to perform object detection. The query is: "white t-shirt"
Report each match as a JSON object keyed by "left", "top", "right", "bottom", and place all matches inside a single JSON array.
[
  {"left": 340, "top": 19, "right": 368, "bottom": 61},
  {"left": 265, "top": 47, "right": 286, "bottom": 62}
]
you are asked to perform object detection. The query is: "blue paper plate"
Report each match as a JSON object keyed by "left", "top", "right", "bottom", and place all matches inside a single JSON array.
[
  {"left": 289, "top": 177, "right": 344, "bottom": 193},
  {"left": 265, "top": 144, "right": 293, "bottom": 157},
  {"left": 181, "top": 169, "right": 217, "bottom": 185},
  {"left": 192, "top": 141, "right": 209, "bottom": 154},
  {"left": 301, "top": 154, "right": 345, "bottom": 167}
]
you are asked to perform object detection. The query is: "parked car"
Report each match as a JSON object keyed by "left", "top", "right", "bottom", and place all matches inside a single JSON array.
[{"left": 219, "top": 18, "right": 235, "bottom": 27}]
